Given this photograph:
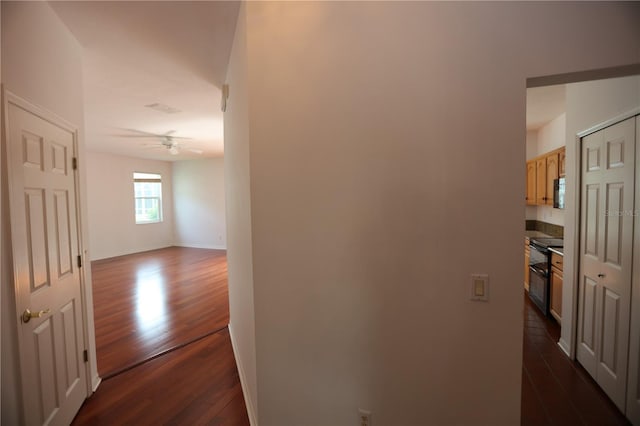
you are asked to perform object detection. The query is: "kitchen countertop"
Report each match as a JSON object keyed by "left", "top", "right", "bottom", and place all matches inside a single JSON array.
[
  {"left": 525, "top": 230, "right": 553, "bottom": 239},
  {"left": 549, "top": 247, "right": 564, "bottom": 256}
]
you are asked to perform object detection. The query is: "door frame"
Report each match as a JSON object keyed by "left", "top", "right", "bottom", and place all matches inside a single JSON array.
[
  {"left": 629, "top": 115, "right": 640, "bottom": 423},
  {"left": 0, "top": 86, "right": 4, "bottom": 425},
  {"left": 2, "top": 89, "right": 96, "bottom": 414}
]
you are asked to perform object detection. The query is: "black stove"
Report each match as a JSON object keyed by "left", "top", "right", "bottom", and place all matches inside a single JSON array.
[
  {"left": 528, "top": 237, "right": 563, "bottom": 317},
  {"left": 530, "top": 237, "right": 564, "bottom": 249}
]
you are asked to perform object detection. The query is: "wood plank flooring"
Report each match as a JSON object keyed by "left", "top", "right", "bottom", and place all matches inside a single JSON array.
[
  {"left": 521, "top": 293, "right": 630, "bottom": 425},
  {"left": 72, "top": 328, "right": 249, "bottom": 425},
  {"left": 73, "top": 247, "right": 247, "bottom": 424},
  {"left": 85, "top": 247, "right": 628, "bottom": 424},
  {"left": 91, "top": 246, "right": 229, "bottom": 377}
]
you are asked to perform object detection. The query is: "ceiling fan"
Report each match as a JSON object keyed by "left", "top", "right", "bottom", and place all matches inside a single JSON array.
[{"left": 115, "top": 129, "right": 204, "bottom": 155}]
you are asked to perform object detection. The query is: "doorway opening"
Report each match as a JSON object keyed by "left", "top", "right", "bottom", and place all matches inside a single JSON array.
[
  {"left": 523, "top": 69, "right": 640, "bottom": 425},
  {"left": 85, "top": 155, "right": 229, "bottom": 379}
]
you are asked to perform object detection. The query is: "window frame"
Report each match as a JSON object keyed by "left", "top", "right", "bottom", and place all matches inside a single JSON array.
[{"left": 133, "top": 172, "right": 163, "bottom": 225}]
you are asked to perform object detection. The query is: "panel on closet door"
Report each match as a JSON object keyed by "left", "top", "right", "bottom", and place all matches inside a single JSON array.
[
  {"left": 584, "top": 184, "right": 600, "bottom": 258},
  {"left": 599, "top": 288, "right": 620, "bottom": 375},
  {"left": 604, "top": 182, "right": 623, "bottom": 267}
]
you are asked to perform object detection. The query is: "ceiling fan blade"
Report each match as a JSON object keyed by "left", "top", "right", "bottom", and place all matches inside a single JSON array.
[
  {"left": 111, "top": 134, "right": 160, "bottom": 138},
  {"left": 119, "top": 128, "right": 166, "bottom": 137},
  {"left": 117, "top": 128, "right": 189, "bottom": 138}
]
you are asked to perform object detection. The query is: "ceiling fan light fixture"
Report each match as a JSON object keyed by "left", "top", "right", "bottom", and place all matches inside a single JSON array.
[{"left": 168, "top": 146, "right": 180, "bottom": 155}]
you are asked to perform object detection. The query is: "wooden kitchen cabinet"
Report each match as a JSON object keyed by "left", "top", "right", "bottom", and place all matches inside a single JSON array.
[
  {"left": 545, "top": 152, "right": 559, "bottom": 206},
  {"left": 526, "top": 161, "right": 536, "bottom": 205},
  {"left": 526, "top": 147, "right": 565, "bottom": 206},
  {"left": 536, "top": 157, "right": 547, "bottom": 205},
  {"left": 524, "top": 238, "right": 530, "bottom": 291},
  {"left": 550, "top": 251, "right": 563, "bottom": 323}
]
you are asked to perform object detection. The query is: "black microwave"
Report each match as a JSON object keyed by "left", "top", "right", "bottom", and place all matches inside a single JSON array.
[{"left": 553, "top": 177, "right": 565, "bottom": 209}]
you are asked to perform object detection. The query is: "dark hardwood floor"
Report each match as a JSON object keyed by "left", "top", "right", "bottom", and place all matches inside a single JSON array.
[
  {"left": 522, "top": 293, "right": 630, "bottom": 425},
  {"left": 83, "top": 248, "right": 628, "bottom": 425},
  {"left": 91, "top": 246, "right": 230, "bottom": 377},
  {"left": 72, "top": 328, "right": 249, "bottom": 425},
  {"left": 73, "top": 246, "right": 248, "bottom": 425}
]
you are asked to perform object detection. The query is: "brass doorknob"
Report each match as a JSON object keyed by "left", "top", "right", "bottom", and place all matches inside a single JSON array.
[{"left": 22, "top": 308, "right": 50, "bottom": 323}]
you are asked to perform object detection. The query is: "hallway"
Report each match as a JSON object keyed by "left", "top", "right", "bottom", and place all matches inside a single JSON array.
[
  {"left": 521, "top": 294, "right": 630, "bottom": 425},
  {"left": 73, "top": 247, "right": 247, "bottom": 424},
  {"left": 72, "top": 328, "right": 249, "bottom": 425},
  {"left": 81, "top": 250, "right": 631, "bottom": 425},
  {"left": 91, "top": 247, "right": 229, "bottom": 377}
]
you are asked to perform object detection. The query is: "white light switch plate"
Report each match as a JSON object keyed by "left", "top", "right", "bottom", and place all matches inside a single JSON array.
[{"left": 470, "top": 274, "right": 489, "bottom": 301}]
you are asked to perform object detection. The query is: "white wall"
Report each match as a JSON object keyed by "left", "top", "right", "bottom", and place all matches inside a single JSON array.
[
  {"left": 537, "top": 113, "right": 566, "bottom": 154},
  {"left": 85, "top": 151, "right": 174, "bottom": 260},
  {"left": 1, "top": 2, "right": 96, "bottom": 423},
  {"left": 226, "top": 2, "right": 640, "bottom": 425},
  {"left": 525, "top": 130, "right": 538, "bottom": 160},
  {"left": 560, "top": 75, "right": 640, "bottom": 357},
  {"left": 173, "top": 158, "right": 226, "bottom": 249},
  {"left": 224, "top": 3, "right": 258, "bottom": 423}
]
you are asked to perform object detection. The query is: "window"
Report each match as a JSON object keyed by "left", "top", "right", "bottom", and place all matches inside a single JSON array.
[{"left": 134, "top": 172, "right": 163, "bottom": 224}]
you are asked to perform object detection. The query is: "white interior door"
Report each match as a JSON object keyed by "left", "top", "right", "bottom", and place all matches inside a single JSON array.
[
  {"left": 577, "top": 116, "right": 635, "bottom": 412},
  {"left": 6, "top": 97, "right": 87, "bottom": 425}
]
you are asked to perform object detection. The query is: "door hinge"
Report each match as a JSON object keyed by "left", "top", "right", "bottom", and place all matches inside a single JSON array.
[
  {"left": 77, "top": 255, "right": 82, "bottom": 268},
  {"left": 83, "top": 350, "right": 88, "bottom": 363},
  {"left": 72, "top": 157, "right": 78, "bottom": 170}
]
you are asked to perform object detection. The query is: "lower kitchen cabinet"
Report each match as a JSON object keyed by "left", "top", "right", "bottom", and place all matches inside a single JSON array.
[{"left": 550, "top": 251, "right": 563, "bottom": 323}]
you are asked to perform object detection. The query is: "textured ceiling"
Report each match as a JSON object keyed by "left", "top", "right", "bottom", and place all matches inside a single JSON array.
[
  {"left": 50, "top": 2, "right": 563, "bottom": 158},
  {"left": 526, "top": 85, "right": 566, "bottom": 131},
  {"left": 51, "top": 1, "right": 240, "bottom": 161}
]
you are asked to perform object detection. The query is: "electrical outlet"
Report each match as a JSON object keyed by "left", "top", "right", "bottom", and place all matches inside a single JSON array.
[{"left": 358, "top": 409, "right": 371, "bottom": 426}]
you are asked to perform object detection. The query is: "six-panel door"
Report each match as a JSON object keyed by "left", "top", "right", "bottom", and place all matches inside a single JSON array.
[
  {"left": 577, "top": 117, "right": 635, "bottom": 413},
  {"left": 7, "top": 100, "right": 87, "bottom": 426}
]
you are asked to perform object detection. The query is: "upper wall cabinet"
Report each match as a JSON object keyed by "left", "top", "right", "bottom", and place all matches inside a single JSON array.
[
  {"left": 526, "top": 161, "right": 537, "bottom": 205},
  {"left": 536, "top": 157, "right": 547, "bottom": 204},
  {"left": 526, "top": 147, "right": 565, "bottom": 206},
  {"left": 545, "top": 153, "right": 559, "bottom": 206}
]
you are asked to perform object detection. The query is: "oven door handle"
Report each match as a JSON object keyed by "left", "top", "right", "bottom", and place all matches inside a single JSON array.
[
  {"left": 529, "top": 244, "right": 547, "bottom": 254},
  {"left": 529, "top": 265, "right": 547, "bottom": 277}
]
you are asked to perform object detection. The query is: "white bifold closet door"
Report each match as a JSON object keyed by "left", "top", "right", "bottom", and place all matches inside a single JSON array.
[{"left": 577, "top": 116, "right": 635, "bottom": 413}]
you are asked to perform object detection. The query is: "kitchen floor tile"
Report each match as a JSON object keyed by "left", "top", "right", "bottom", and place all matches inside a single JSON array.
[{"left": 521, "top": 293, "right": 630, "bottom": 426}]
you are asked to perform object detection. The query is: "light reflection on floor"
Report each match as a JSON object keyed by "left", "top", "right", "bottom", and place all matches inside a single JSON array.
[{"left": 134, "top": 262, "right": 167, "bottom": 334}]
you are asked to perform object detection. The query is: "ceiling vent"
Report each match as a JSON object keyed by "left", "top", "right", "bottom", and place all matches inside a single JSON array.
[{"left": 144, "top": 103, "right": 182, "bottom": 114}]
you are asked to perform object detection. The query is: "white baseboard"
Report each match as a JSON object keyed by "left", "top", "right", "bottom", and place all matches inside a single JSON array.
[
  {"left": 90, "top": 244, "right": 174, "bottom": 261},
  {"left": 91, "top": 244, "right": 227, "bottom": 261},
  {"left": 558, "top": 338, "right": 572, "bottom": 358},
  {"left": 174, "top": 243, "right": 227, "bottom": 250},
  {"left": 91, "top": 375, "right": 101, "bottom": 393},
  {"left": 228, "top": 324, "right": 257, "bottom": 426}
]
